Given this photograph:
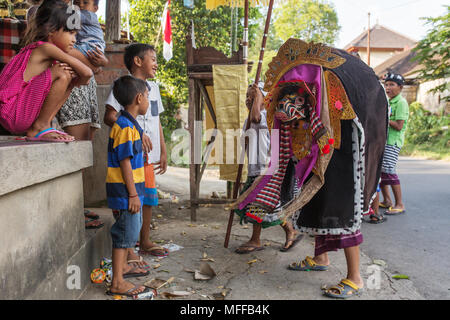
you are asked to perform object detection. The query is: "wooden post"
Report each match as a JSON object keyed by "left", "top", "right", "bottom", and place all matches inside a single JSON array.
[
  {"left": 188, "top": 79, "right": 201, "bottom": 222},
  {"left": 105, "top": 0, "right": 121, "bottom": 42}
]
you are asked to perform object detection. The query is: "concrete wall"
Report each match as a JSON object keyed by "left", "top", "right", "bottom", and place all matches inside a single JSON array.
[
  {"left": 417, "top": 78, "right": 450, "bottom": 114},
  {"left": 359, "top": 50, "right": 400, "bottom": 68},
  {"left": 0, "top": 140, "right": 94, "bottom": 299}
]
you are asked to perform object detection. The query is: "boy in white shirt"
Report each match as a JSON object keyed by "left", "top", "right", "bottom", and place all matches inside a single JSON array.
[{"left": 104, "top": 44, "right": 169, "bottom": 266}]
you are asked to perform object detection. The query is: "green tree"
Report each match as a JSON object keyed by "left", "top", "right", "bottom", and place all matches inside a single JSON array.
[
  {"left": 273, "top": 0, "right": 340, "bottom": 46},
  {"left": 128, "top": 0, "right": 260, "bottom": 103},
  {"left": 413, "top": 6, "right": 450, "bottom": 101}
]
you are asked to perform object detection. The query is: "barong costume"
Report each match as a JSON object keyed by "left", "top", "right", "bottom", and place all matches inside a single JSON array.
[{"left": 232, "top": 39, "right": 388, "bottom": 253}]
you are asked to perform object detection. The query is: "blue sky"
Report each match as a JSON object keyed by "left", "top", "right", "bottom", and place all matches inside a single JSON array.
[{"left": 98, "top": 0, "right": 448, "bottom": 48}]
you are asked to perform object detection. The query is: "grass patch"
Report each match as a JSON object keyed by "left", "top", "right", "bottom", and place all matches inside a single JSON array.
[{"left": 401, "top": 102, "right": 450, "bottom": 161}]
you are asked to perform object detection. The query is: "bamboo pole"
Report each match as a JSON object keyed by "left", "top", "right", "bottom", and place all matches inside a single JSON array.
[{"left": 224, "top": 0, "right": 275, "bottom": 248}]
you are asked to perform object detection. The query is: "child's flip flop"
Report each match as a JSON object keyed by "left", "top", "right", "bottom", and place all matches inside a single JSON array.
[
  {"left": 26, "top": 128, "right": 74, "bottom": 143},
  {"left": 385, "top": 207, "right": 405, "bottom": 215}
]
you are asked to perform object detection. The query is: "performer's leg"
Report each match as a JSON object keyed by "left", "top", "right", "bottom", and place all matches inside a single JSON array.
[{"left": 344, "top": 245, "right": 364, "bottom": 288}]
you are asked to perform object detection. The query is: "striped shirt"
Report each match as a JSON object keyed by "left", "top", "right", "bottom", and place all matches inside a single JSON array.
[{"left": 106, "top": 111, "right": 145, "bottom": 210}]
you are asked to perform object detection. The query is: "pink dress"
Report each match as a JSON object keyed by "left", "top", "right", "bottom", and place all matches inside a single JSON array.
[{"left": 0, "top": 41, "right": 52, "bottom": 134}]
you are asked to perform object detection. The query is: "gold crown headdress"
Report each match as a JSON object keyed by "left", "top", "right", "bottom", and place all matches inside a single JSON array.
[{"left": 263, "top": 39, "right": 346, "bottom": 92}]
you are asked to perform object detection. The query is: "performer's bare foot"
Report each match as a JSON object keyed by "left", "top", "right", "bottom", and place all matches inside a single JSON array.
[
  {"left": 280, "top": 222, "right": 302, "bottom": 251},
  {"left": 235, "top": 224, "right": 264, "bottom": 254}
]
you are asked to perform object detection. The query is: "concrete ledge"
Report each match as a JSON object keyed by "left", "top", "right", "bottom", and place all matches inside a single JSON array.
[{"left": 0, "top": 139, "right": 93, "bottom": 196}]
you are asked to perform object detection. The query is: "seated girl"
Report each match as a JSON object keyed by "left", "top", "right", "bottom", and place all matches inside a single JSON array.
[{"left": 0, "top": 1, "right": 93, "bottom": 142}]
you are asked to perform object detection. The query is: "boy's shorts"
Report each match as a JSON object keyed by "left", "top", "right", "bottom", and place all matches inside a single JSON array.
[
  {"left": 144, "top": 163, "right": 158, "bottom": 206},
  {"left": 111, "top": 209, "right": 142, "bottom": 249}
]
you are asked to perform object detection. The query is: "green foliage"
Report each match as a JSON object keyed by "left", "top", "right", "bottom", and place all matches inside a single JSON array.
[
  {"left": 128, "top": 0, "right": 260, "bottom": 104},
  {"left": 273, "top": 0, "right": 340, "bottom": 45},
  {"left": 404, "top": 102, "right": 450, "bottom": 153},
  {"left": 412, "top": 6, "right": 450, "bottom": 101},
  {"left": 248, "top": 0, "right": 340, "bottom": 82}
]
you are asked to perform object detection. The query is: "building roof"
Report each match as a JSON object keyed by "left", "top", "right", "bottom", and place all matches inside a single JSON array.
[
  {"left": 344, "top": 24, "right": 417, "bottom": 51},
  {"left": 373, "top": 46, "right": 422, "bottom": 80}
]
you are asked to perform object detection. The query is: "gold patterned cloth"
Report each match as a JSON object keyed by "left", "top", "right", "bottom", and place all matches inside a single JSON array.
[{"left": 212, "top": 64, "right": 248, "bottom": 182}]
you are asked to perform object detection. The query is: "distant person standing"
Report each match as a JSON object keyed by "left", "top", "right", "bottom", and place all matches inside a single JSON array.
[{"left": 380, "top": 73, "right": 409, "bottom": 215}]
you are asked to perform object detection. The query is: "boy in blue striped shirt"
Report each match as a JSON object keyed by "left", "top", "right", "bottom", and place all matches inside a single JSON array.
[{"left": 106, "top": 75, "right": 151, "bottom": 297}]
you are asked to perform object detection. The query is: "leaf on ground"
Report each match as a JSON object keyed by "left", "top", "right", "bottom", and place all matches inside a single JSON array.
[
  {"left": 181, "top": 231, "right": 187, "bottom": 236},
  {"left": 264, "top": 242, "right": 271, "bottom": 247},
  {"left": 156, "top": 214, "right": 163, "bottom": 219},
  {"left": 247, "top": 259, "right": 258, "bottom": 265},
  {"left": 373, "top": 259, "right": 387, "bottom": 267},
  {"left": 188, "top": 224, "right": 197, "bottom": 227},
  {"left": 152, "top": 264, "right": 161, "bottom": 269},
  {"left": 392, "top": 274, "right": 410, "bottom": 280},
  {"left": 201, "top": 238, "right": 207, "bottom": 241},
  {"left": 258, "top": 270, "right": 268, "bottom": 274}
]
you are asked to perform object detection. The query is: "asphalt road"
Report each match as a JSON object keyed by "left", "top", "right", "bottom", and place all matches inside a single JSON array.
[{"left": 360, "top": 157, "right": 450, "bottom": 300}]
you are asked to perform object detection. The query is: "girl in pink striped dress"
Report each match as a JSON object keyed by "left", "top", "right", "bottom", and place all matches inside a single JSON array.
[{"left": 0, "top": 1, "right": 92, "bottom": 141}]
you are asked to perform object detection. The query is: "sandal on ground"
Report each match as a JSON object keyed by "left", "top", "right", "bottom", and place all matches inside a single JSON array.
[
  {"left": 128, "top": 256, "right": 151, "bottom": 270},
  {"left": 368, "top": 214, "right": 387, "bottom": 224},
  {"left": 288, "top": 256, "right": 329, "bottom": 271},
  {"left": 84, "top": 209, "right": 99, "bottom": 220},
  {"left": 385, "top": 207, "right": 405, "bottom": 215},
  {"left": 123, "top": 266, "right": 149, "bottom": 278},
  {"left": 379, "top": 202, "right": 391, "bottom": 209},
  {"left": 138, "top": 246, "right": 169, "bottom": 257},
  {"left": 235, "top": 244, "right": 264, "bottom": 254},
  {"left": 85, "top": 218, "right": 104, "bottom": 229},
  {"left": 106, "top": 285, "right": 149, "bottom": 297},
  {"left": 280, "top": 233, "right": 304, "bottom": 252},
  {"left": 323, "top": 279, "right": 363, "bottom": 299}
]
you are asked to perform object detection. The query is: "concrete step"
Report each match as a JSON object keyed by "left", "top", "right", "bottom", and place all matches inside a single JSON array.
[{"left": 26, "top": 208, "right": 113, "bottom": 299}]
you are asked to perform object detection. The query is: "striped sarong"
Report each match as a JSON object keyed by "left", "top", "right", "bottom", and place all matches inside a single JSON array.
[
  {"left": 252, "top": 122, "right": 292, "bottom": 211},
  {"left": 381, "top": 144, "right": 401, "bottom": 175}
]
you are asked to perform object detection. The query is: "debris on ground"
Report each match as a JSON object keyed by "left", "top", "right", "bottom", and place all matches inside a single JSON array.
[
  {"left": 144, "top": 277, "right": 175, "bottom": 290},
  {"left": 194, "top": 262, "right": 217, "bottom": 281},
  {"left": 161, "top": 291, "right": 192, "bottom": 299},
  {"left": 162, "top": 243, "right": 184, "bottom": 252}
]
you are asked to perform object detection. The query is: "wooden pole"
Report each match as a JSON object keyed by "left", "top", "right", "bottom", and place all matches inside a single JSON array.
[
  {"left": 243, "top": 0, "right": 249, "bottom": 64},
  {"left": 367, "top": 12, "right": 371, "bottom": 67},
  {"left": 105, "top": 0, "right": 121, "bottom": 42},
  {"left": 224, "top": 0, "right": 275, "bottom": 248}
]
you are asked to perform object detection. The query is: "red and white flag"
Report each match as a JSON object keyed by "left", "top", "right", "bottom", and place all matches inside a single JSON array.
[{"left": 162, "top": 0, "right": 173, "bottom": 61}]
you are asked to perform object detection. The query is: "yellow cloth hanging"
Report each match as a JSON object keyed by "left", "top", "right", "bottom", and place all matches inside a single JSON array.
[
  {"left": 212, "top": 64, "right": 248, "bottom": 182},
  {"left": 206, "top": 0, "right": 269, "bottom": 10}
]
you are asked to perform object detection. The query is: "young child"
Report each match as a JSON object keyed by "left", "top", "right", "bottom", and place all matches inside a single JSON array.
[
  {"left": 0, "top": 0, "right": 92, "bottom": 141},
  {"left": 104, "top": 43, "right": 169, "bottom": 267},
  {"left": 380, "top": 73, "right": 409, "bottom": 215},
  {"left": 74, "top": 0, "right": 106, "bottom": 57},
  {"left": 106, "top": 75, "right": 152, "bottom": 297}
]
